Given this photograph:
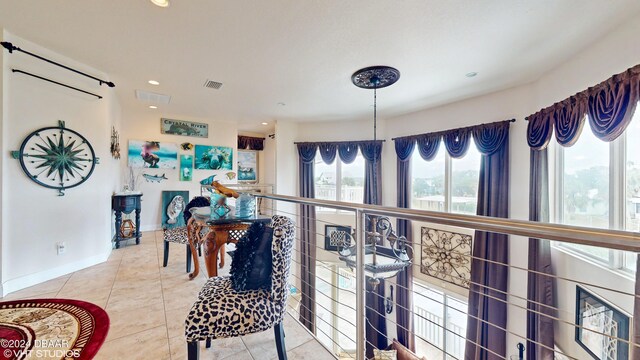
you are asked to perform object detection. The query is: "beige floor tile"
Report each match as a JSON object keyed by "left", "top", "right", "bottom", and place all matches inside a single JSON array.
[
  {"left": 165, "top": 307, "right": 191, "bottom": 339},
  {"left": 169, "top": 335, "right": 248, "bottom": 360},
  {"left": 286, "top": 339, "right": 335, "bottom": 360},
  {"left": 105, "top": 301, "right": 167, "bottom": 342},
  {"left": 242, "top": 315, "right": 313, "bottom": 360},
  {"left": 96, "top": 325, "right": 171, "bottom": 360}
]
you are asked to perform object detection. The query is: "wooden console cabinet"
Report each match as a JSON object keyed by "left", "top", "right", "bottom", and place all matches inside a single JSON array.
[{"left": 112, "top": 193, "right": 142, "bottom": 248}]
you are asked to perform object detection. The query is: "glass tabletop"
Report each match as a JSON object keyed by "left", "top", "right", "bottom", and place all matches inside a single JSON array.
[{"left": 189, "top": 206, "right": 271, "bottom": 225}]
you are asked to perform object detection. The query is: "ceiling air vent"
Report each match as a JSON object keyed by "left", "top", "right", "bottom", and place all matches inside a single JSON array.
[
  {"left": 135, "top": 90, "right": 171, "bottom": 104},
  {"left": 204, "top": 79, "right": 223, "bottom": 89}
]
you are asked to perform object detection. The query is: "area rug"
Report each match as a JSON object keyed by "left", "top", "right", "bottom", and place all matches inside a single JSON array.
[{"left": 0, "top": 299, "right": 109, "bottom": 360}]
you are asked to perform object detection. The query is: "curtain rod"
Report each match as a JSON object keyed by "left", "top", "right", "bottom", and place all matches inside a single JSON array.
[
  {"left": 12, "top": 69, "right": 102, "bottom": 99},
  {"left": 2, "top": 41, "right": 115, "bottom": 88},
  {"left": 391, "top": 119, "right": 515, "bottom": 141},
  {"left": 294, "top": 139, "right": 386, "bottom": 145},
  {"left": 238, "top": 135, "right": 266, "bottom": 140}
]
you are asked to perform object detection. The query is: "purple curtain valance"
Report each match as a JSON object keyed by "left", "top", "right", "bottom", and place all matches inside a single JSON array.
[
  {"left": 338, "top": 143, "right": 360, "bottom": 164},
  {"left": 393, "top": 120, "right": 513, "bottom": 160},
  {"left": 237, "top": 135, "right": 265, "bottom": 151},
  {"left": 527, "top": 64, "right": 640, "bottom": 149},
  {"left": 394, "top": 137, "right": 416, "bottom": 162},
  {"left": 297, "top": 143, "right": 318, "bottom": 164},
  {"left": 295, "top": 140, "right": 384, "bottom": 165},
  {"left": 318, "top": 143, "right": 337, "bottom": 164},
  {"left": 417, "top": 133, "right": 442, "bottom": 161}
]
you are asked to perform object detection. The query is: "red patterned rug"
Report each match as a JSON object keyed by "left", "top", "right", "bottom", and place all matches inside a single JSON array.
[{"left": 0, "top": 299, "right": 109, "bottom": 360}]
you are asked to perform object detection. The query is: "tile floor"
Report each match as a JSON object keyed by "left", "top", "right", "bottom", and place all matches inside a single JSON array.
[{"left": 1, "top": 231, "right": 335, "bottom": 360}]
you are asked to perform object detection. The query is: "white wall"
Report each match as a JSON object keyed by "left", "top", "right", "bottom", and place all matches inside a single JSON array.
[
  {"left": 292, "top": 16, "right": 640, "bottom": 358},
  {"left": 1, "top": 31, "right": 121, "bottom": 295},
  {"left": 119, "top": 108, "right": 239, "bottom": 231}
]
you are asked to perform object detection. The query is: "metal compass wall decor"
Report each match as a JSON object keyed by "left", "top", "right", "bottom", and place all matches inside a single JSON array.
[{"left": 12, "top": 120, "right": 98, "bottom": 196}]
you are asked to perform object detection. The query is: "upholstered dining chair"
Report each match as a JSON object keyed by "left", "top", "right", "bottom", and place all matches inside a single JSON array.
[
  {"left": 163, "top": 196, "right": 210, "bottom": 272},
  {"left": 184, "top": 215, "right": 295, "bottom": 360}
]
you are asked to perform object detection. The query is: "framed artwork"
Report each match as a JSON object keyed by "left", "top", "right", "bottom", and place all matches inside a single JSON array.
[
  {"left": 420, "top": 227, "right": 472, "bottom": 288},
  {"left": 161, "top": 191, "right": 189, "bottom": 229},
  {"left": 179, "top": 155, "right": 193, "bottom": 181},
  {"left": 324, "top": 225, "right": 352, "bottom": 251},
  {"left": 161, "top": 118, "right": 208, "bottom": 138},
  {"left": 194, "top": 145, "right": 233, "bottom": 170},
  {"left": 575, "top": 286, "right": 629, "bottom": 360},
  {"left": 238, "top": 150, "right": 258, "bottom": 183},
  {"left": 128, "top": 140, "right": 177, "bottom": 169}
]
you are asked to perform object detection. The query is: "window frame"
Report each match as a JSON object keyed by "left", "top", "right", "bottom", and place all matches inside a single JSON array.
[
  {"left": 412, "top": 278, "right": 468, "bottom": 360},
  {"left": 314, "top": 152, "right": 365, "bottom": 213},
  {"left": 553, "top": 130, "right": 635, "bottom": 274},
  {"left": 411, "top": 143, "right": 481, "bottom": 215}
]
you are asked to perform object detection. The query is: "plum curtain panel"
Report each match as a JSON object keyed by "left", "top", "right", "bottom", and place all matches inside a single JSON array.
[
  {"left": 392, "top": 120, "right": 513, "bottom": 359},
  {"left": 526, "top": 64, "right": 640, "bottom": 149},
  {"left": 237, "top": 135, "right": 265, "bottom": 151},
  {"left": 297, "top": 143, "right": 317, "bottom": 332},
  {"left": 465, "top": 121, "right": 511, "bottom": 360},
  {"left": 527, "top": 148, "right": 555, "bottom": 360},
  {"left": 361, "top": 139, "right": 387, "bottom": 358},
  {"left": 394, "top": 136, "right": 416, "bottom": 352}
]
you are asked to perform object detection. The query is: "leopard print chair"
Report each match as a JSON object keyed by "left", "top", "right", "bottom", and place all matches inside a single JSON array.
[{"left": 185, "top": 215, "right": 295, "bottom": 360}]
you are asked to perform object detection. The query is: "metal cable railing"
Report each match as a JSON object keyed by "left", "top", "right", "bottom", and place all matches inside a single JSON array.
[{"left": 250, "top": 193, "right": 640, "bottom": 360}]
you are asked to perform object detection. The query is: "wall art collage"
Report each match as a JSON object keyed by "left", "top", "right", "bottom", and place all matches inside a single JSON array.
[{"left": 126, "top": 118, "right": 237, "bottom": 183}]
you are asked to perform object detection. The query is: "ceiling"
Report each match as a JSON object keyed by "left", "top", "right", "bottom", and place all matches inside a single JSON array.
[{"left": 1, "top": 1, "right": 639, "bottom": 131}]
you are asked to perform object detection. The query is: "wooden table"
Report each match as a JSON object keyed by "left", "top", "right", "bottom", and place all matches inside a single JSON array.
[
  {"left": 187, "top": 209, "right": 271, "bottom": 279},
  {"left": 112, "top": 193, "right": 142, "bottom": 248}
]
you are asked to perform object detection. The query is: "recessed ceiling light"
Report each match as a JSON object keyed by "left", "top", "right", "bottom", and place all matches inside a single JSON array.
[
  {"left": 261, "top": 122, "right": 268, "bottom": 126},
  {"left": 465, "top": 72, "right": 478, "bottom": 78},
  {"left": 149, "top": 105, "right": 158, "bottom": 109},
  {"left": 150, "top": 0, "right": 169, "bottom": 7},
  {"left": 148, "top": 80, "right": 160, "bottom": 85}
]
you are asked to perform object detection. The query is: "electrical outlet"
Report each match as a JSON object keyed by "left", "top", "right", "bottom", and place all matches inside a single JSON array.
[{"left": 56, "top": 242, "right": 66, "bottom": 255}]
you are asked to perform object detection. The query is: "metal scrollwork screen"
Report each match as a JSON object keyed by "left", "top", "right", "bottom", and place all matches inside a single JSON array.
[{"left": 420, "top": 227, "right": 473, "bottom": 288}]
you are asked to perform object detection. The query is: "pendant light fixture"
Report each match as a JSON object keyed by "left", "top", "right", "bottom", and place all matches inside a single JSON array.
[{"left": 338, "top": 66, "right": 410, "bottom": 286}]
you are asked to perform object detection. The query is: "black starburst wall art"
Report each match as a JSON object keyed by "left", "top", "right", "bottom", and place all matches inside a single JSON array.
[{"left": 12, "top": 120, "right": 98, "bottom": 196}]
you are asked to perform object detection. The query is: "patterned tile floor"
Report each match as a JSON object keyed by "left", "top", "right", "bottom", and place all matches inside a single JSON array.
[{"left": 1, "top": 231, "right": 335, "bottom": 360}]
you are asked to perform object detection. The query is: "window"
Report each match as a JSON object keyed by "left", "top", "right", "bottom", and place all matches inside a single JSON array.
[
  {"left": 314, "top": 150, "right": 365, "bottom": 210},
  {"left": 413, "top": 280, "right": 467, "bottom": 360},
  {"left": 315, "top": 262, "right": 356, "bottom": 355},
  {"left": 556, "top": 107, "right": 640, "bottom": 272},
  {"left": 412, "top": 138, "right": 481, "bottom": 214}
]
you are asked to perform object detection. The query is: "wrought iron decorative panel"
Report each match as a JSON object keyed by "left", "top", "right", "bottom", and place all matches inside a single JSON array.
[{"left": 420, "top": 227, "right": 473, "bottom": 288}]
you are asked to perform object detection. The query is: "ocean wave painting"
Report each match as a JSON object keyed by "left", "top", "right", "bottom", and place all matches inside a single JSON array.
[{"left": 128, "top": 140, "right": 178, "bottom": 169}]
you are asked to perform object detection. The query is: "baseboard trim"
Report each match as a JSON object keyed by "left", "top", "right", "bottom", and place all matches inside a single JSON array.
[
  {"left": 1, "top": 250, "right": 111, "bottom": 297},
  {"left": 140, "top": 224, "right": 162, "bottom": 232}
]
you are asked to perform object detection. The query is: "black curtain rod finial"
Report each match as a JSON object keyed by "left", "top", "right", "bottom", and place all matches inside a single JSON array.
[{"left": 1, "top": 41, "right": 17, "bottom": 53}]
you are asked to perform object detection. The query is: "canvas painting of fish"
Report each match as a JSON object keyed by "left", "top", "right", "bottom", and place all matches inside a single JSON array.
[{"left": 143, "top": 173, "right": 168, "bottom": 182}]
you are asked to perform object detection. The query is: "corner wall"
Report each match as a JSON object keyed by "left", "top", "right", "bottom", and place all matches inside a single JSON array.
[{"left": 1, "top": 32, "right": 121, "bottom": 295}]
